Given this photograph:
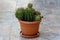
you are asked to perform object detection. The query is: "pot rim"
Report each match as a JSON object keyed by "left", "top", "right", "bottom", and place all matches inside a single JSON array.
[
  {"left": 19, "top": 20, "right": 41, "bottom": 24},
  {"left": 19, "top": 17, "right": 43, "bottom": 24}
]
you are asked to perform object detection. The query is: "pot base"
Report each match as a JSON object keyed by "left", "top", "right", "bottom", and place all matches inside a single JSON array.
[{"left": 20, "top": 31, "right": 40, "bottom": 38}]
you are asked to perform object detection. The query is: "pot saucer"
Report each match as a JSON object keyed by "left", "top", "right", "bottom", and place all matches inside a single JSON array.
[{"left": 20, "top": 31, "right": 40, "bottom": 38}]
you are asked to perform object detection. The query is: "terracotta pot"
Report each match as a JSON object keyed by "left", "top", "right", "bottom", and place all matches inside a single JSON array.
[{"left": 19, "top": 20, "right": 41, "bottom": 36}]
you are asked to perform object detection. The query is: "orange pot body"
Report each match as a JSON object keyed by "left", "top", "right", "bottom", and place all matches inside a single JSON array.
[{"left": 19, "top": 20, "right": 41, "bottom": 36}]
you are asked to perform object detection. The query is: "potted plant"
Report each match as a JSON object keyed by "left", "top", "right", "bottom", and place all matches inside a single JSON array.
[{"left": 15, "top": 3, "right": 43, "bottom": 38}]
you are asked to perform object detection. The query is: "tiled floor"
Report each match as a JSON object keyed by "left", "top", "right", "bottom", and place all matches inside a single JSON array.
[{"left": 0, "top": 0, "right": 60, "bottom": 40}]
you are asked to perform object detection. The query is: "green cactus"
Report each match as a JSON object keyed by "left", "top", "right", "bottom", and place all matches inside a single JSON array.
[
  {"left": 25, "top": 7, "right": 35, "bottom": 21},
  {"left": 15, "top": 3, "right": 42, "bottom": 21},
  {"left": 15, "top": 8, "right": 25, "bottom": 20},
  {"left": 35, "top": 15, "right": 41, "bottom": 21},
  {"left": 35, "top": 11, "right": 41, "bottom": 15},
  {"left": 28, "top": 3, "right": 33, "bottom": 8}
]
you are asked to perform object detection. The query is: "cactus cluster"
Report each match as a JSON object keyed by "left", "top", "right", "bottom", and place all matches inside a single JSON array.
[{"left": 15, "top": 3, "right": 42, "bottom": 22}]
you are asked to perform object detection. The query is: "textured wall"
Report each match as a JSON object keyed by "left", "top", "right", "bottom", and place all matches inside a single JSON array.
[{"left": 16, "top": 0, "right": 60, "bottom": 15}]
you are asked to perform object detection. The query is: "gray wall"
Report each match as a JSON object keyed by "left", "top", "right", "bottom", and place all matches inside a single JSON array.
[{"left": 16, "top": 0, "right": 60, "bottom": 16}]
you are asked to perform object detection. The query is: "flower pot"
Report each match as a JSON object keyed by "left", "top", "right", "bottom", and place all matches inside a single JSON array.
[{"left": 19, "top": 19, "right": 42, "bottom": 38}]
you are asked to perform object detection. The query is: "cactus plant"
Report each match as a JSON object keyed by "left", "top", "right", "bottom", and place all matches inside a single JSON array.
[
  {"left": 28, "top": 3, "right": 33, "bottom": 8},
  {"left": 35, "top": 15, "right": 41, "bottom": 21},
  {"left": 15, "top": 8, "right": 25, "bottom": 20},
  {"left": 15, "top": 3, "right": 42, "bottom": 22}
]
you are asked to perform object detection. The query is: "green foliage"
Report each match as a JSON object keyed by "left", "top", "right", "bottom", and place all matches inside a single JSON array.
[{"left": 15, "top": 3, "right": 42, "bottom": 21}]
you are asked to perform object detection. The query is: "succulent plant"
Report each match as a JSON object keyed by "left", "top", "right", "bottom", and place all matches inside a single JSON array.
[
  {"left": 24, "top": 7, "right": 35, "bottom": 21},
  {"left": 35, "top": 15, "right": 41, "bottom": 21},
  {"left": 15, "top": 8, "right": 25, "bottom": 20},
  {"left": 28, "top": 3, "right": 33, "bottom": 8},
  {"left": 15, "top": 3, "right": 42, "bottom": 21}
]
